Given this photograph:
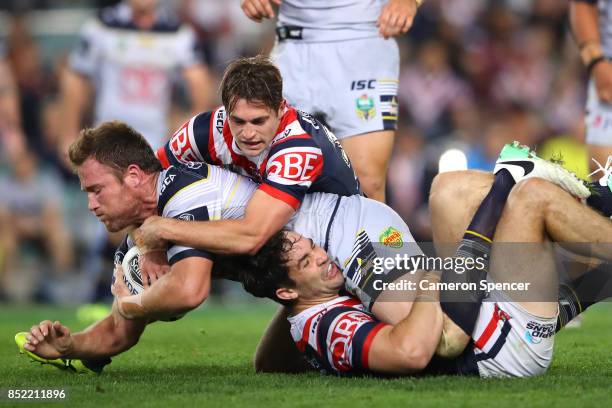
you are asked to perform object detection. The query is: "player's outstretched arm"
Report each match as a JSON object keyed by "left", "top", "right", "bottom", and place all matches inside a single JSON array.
[
  {"left": 367, "top": 272, "right": 443, "bottom": 374},
  {"left": 135, "top": 190, "right": 295, "bottom": 256}
]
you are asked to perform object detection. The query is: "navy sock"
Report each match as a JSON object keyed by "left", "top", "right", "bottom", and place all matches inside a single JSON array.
[
  {"left": 441, "top": 170, "right": 515, "bottom": 335},
  {"left": 556, "top": 262, "right": 612, "bottom": 332},
  {"left": 586, "top": 182, "right": 612, "bottom": 218}
]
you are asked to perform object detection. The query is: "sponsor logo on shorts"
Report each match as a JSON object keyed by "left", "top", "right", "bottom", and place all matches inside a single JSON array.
[
  {"left": 356, "top": 94, "right": 376, "bottom": 121},
  {"left": 524, "top": 321, "right": 555, "bottom": 344},
  {"left": 379, "top": 227, "right": 403, "bottom": 248}
]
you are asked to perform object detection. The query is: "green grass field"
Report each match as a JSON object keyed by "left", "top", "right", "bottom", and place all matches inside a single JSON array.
[{"left": 1, "top": 301, "right": 611, "bottom": 407}]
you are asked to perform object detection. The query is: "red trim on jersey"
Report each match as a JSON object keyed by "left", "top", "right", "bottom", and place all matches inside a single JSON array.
[
  {"left": 361, "top": 323, "right": 388, "bottom": 369},
  {"left": 208, "top": 111, "right": 219, "bottom": 164},
  {"left": 276, "top": 106, "right": 298, "bottom": 135},
  {"left": 258, "top": 183, "right": 301, "bottom": 210},
  {"left": 474, "top": 304, "right": 501, "bottom": 350},
  {"left": 272, "top": 133, "right": 311, "bottom": 147},
  {"left": 296, "top": 311, "right": 322, "bottom": 353},
  {"left": 157, "top": 146, "right": 170, "bottom": 169}
]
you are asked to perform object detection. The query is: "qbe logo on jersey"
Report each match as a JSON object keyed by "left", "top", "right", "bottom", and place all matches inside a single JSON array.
[
  {"left": 266, "top": 147, "right": 323, "bottom": 187},
  {"left": 327, "top": 311, "right": 372, "bottom": 372},
  {"left": 169, "top": 120, "right": 200, "bottom": 163}
]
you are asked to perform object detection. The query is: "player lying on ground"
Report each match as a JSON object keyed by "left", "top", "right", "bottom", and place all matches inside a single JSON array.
[
  {"left": 15, "top": 137, "right": 603, "bottom": 374},
  {"left": 428, "top": 145, "right": 611, "bottom": 336},
  {"left": 10, "top": 118, "right": 428, "bottom": 373},
  {"left": 239, "top": 173, "right": 612, "bottom": 377}
]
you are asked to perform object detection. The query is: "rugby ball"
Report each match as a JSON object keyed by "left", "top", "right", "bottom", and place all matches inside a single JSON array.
[
  {"left": 120, "top": 246, "right": 184, "bottom": 321},
  {"left": 121, "top": 246, "right": 145, "bottom": 295}
]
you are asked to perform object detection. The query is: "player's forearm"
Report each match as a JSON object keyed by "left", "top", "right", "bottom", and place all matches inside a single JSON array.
[
  {"left": 158, "top": 218, "right": 273, "bottom": 255},
  {"left": 60, "top": 69, "right": 90, "bottom": 139},
  {"left": 390, "top": 274, "right": 443, "bottom": 369},
  {"left": 570, "top": 1, "right": 605, "bottom": 72},
  {"left": 120, "top": 259, "right": 211, "bottom": 320},
  {"left": 66, "top": 308, "right": 144, "bottom": 359},
  {"left": 184, "top": 64, "right": 211, "bottom": 114},
  {"left": 391, "top": 299, "right": 443, "bottom": 369},
  {"left": 0, "top": 61, "right": 21, "bottom": 130},
  {"left": 570, "top": 2, "right": 600, "bottom": 45}
]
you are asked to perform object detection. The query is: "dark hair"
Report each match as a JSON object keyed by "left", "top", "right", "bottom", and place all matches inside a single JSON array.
[
  {"left": 69, "top": 121, "right": 162, "bottom": 177},
  {"left": 237, "top": 230, "right": 297, "bottom": 307},
  {"left": 220, "top": 55, "right": 283, "bottom": 114}
]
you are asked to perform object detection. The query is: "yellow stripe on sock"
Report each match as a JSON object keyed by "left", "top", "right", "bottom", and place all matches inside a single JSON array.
[{"left": 464, "top": 230, "right": 493, "bottom": 243}]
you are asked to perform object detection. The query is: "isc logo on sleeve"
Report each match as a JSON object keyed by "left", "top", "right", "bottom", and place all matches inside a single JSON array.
[
  {"left": 169, "top": 122, "right": 199, "bottom": 163},
  {"left": 266, "top": 147, "right": 323, "bottom": 186}
]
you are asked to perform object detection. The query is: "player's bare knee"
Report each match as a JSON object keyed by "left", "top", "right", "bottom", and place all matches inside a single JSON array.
[
  {"left": 429, "top": 172, "right": 466, "bottom": 212},
  {"left": 511, "top": 178, "right": 556, "bottom": 209}
]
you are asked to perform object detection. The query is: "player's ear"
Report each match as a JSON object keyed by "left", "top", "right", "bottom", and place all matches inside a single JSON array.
[
  {"left": 276, "top": 287, "right": 298, "bottom": 302},
  {"left": 277, "top": 99, "right": 286, "bottom": 116},
  {"left": 124, "top": 164, "right": 143, "bottom": 187}
]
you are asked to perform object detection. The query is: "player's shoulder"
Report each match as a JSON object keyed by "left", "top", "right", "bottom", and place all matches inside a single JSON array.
[
  {"left": 189, "top": 106, "right": 225, "bottom": 136},
  {"left": 269, "top": 108, "right": 327, "bottom": 155},
  {"left": 157, "top": 164, "right": 211, "bottom": 212}
]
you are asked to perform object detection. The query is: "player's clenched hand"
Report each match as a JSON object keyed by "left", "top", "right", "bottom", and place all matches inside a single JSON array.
[
  {"left": 139, "top": 250, "right": 170, "bottom": 289},
  {"left": 23, "top": 320, "right": 73, "bottom": 359},
  {"left": 241, "top": 0, "right": 281, "bottom": 22},
  {"left": 593, "top": 60, "right": 612, "bottom": 103},
  {"left": 377, "top": 0, "right": 418, "bottom": 39},
  {"left": 133, "top": 216, "right": 167, "bottom": 251},
  {"left": 111, "top": 264, "right": 131, "bottom": 298}
]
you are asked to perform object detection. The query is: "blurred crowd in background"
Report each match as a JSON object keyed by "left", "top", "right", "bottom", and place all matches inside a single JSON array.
[{"left": 0, "top": 0, "right": 594, "bottom": 303}]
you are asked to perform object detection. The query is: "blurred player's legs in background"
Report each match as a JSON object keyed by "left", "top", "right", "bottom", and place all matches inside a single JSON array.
[
  {"left": 272, "top": 37, "right": 399, "bottom": 202},
  {"left": 340, "top": 130, "right": 395, "bottom": 202}
]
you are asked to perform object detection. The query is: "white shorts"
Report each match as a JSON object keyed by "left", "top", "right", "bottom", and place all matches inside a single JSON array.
[
  {"left": 271, "top": 37, "right": 399, "bottom": 140},
  {"left": 585, "top": 79, "right": 612, "bottom": 146},
  {"left": 471, "top": 290, "right": 557, "bottom": 378}
]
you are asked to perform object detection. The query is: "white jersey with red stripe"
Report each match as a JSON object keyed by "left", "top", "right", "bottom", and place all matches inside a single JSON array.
[
  {"left": 69, "top": 3, "right": 202, "bottom": 148},
  {"left": 157, "top": 105, "right": 361, "bottom": 210},
  {"left": 287, "top": 296, "right": 387, "bottom": 375}
]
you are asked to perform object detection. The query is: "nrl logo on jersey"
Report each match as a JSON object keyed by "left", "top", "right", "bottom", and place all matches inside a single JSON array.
[{"left": 379, "top": 227, "right": 403, "bottom": 248}]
